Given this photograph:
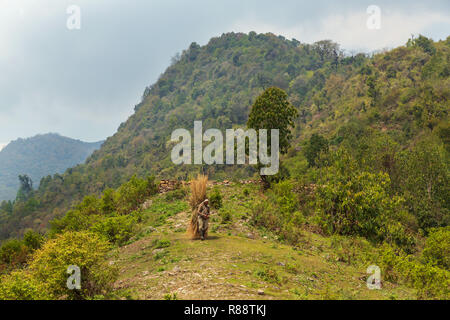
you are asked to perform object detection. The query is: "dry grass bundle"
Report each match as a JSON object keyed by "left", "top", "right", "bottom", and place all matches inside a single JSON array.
[
  {"left": 187, "top": 174, "right": 208, "bottom": 239},
  {"left": 189, "top": 174, "right": 208, "bottom": 210}
]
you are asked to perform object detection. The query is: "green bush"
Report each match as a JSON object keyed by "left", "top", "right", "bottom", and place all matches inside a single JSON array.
[
  {"left": 220, "top": 209, "right": 232, "bottom": 224},
  {"left": 250, "top": 199, "right": 279, "bottom": 230},
  {"left": 90, "top": 214, "right": 137, "bottom": 246},
  {"left": 250, "top": 181, "right": 304, "bottom": 245},
  {"left": 378, "top": 244, "right": 449, "bottom": 299},
  {"left": 164, "top": 188, "right": 187, "bottom": 201},
  {"left": 0, "top": 270, "right": 49, "bottom": 300},
  {"left": 0, "top": 231, "right": 44, "bottom": 271},
  {"left": 0, "top": 239, "right": 28, "bottom": 266},
  {"left": 100, "top": 188, "right": 116, "bottom": 214},
  {"left": 315, "top": 161, "right": 412, "bottom": 245},
  {"left": 271, "top": 180, "right": 299, "bottom": 215},
  {"left": 304, "top": 133, "right": 329, "bottom": 167},
  {"left": 209, "top": 187, "right": 223, "bottom": 209},
  {"left": 75, "top": 195, "right": 102, "bottom": 216},
  {"left": 422, "top": 226, "right": 450, "bottom": 269},
  {"left": 29, "top": 231, "right": 118, "bottom": 300},
  {"left": 115, "top": 175, "right": 158, "bottom": 215},
  {"left": 49, "top": 209, "right": 100, "bottom": 236},
  {"left": 23, "top": 229, "right": 44, "bottom": 250}
]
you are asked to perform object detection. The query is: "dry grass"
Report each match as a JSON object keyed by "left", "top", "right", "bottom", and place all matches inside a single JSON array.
[
  {"left": 189, "top": 174, "right": 208, "bottom": 210},
  {"left": 187, "top": 174, "right": 208, "bottom": 239}
]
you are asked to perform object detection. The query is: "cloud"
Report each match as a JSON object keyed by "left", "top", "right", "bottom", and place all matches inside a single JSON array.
[
  {"left": 232, "top": 8, "right": 450, "bottom": 52},
  {"left": 0, "top": 143, "right": 7, "bottom": 151},
  {"left": 0, "top": 0, "right": 449, "bottom": 144}
]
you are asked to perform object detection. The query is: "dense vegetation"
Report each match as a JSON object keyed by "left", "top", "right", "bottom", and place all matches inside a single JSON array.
[
  {"left": 0, "top": 133, "right": 102, "bottom": 201},
  {"left": 0, "top": 32, "right": 448, "bottom": 299},
  {"left": 0, "top": 175, "right": 158, "bottom": 299}
]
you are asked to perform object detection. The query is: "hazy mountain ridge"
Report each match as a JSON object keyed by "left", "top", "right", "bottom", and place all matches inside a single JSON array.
[{"left": 0, "top": 133, "right": 103, "bottom": 201}]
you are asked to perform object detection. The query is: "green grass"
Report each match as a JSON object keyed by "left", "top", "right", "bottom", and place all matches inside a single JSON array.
[{"left": 112, "top": 183, "right": 417, "bottom": 300}]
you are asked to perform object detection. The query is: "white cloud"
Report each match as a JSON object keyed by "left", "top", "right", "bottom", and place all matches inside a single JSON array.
[
  {"left": 232, "top": 9, "right": 450, "bottom": 52},
  {"left": 0, "top": 143, "right": 8, "bottom": 151}
]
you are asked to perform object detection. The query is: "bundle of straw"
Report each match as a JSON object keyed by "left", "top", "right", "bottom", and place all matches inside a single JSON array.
[{"left": 187, "top": 174, "right": 208, "bottom": 239}]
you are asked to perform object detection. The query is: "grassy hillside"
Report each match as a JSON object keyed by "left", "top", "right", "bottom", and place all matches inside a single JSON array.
[
  {"left": 0, "top": 33, "right": 448, "bottom": 300},
  {"left": 0, "top": 133, "right": 103, "bottom": 201},
  {"left": 4, "top": 180, "right": 445, "bottom": 300},
  {"left": 113, "top": 183, "right": 416, "bottom": 300}
]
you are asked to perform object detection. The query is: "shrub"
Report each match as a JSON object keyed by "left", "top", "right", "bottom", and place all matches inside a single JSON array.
[
  {"left": 100, "top": 188, "right": 116, "bottom": 214},
  {"left": 23, "top": 229, "right": 44, "bottom": 250},
  {"left": 0, "top": 239, "right": 28, "bottom": 266},
  {"left": 209, "top": 187, "right": 222, "bottom": 209},
  {"left": 90, "top": 214, "right": 137, "bottom": 246},
  {"left": 272, "top": 180, "right": 299, "bottom": 215},
  {"left": 49, "top": 209, "right": 100, "bottom": 236},
  {"left": 315, "top": 166, "right": 411, "bottom": 245},
  {"left": 115, "top": 175, "right": 158, "bottom": 215},
  {"left": 304, "top": 134, "right": 329, "bottom": 167},
  {"left": 76, "top": 195, "right": 101, "bottom": 216},
  {"left": 220, "top": 210, "right": 232, "bottom": 224},
  {"left": 395, "top": 138, "right": 449, "bottom": 232},
  {"left": 279, "top": 217, "right": 304, "bottom": 244},
  {"left": 251, "top": 200, "right": 276, "bottom": 228},
  {"left": 29, "top": 231, "right": 118, "bottom": 300},
  {"left": 378, "top": 244, "right": 449, "bottom": 299},
  {"left": 0, "top": 270, "right": 49, "bottom": 300},
  {"left": 0, "top": 231, "right": 44, "bottom": 271},
  {"left": 422, "top": 226, "right": 450, "bottom": 269}
]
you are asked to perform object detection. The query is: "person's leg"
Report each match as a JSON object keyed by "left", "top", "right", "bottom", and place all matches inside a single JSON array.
[
  {"left": 199, "top": 217, "right": 206, "bottom": 240},
  {"left": 203, "top": 219, "right": 209, "bottom": 239}
]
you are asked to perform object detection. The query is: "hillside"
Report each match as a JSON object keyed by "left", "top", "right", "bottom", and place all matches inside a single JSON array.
[
  {"left": 0, "top": 32, "right": 448, "bottom": 245},
  {"left": 112, "top": 183, "right": 416, "bottom": 300},
  {"left": 0, "top": 133, "right": 103, "bottom": 201}
]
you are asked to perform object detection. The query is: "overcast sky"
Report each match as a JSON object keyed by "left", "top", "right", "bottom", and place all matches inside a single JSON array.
[{"left": 1, "top": 0, "right": 449, "bottom": 149}]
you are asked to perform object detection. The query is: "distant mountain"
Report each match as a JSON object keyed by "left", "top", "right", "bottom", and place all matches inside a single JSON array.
[{"left": 0, "top": 133, "right": 103, "bottom": 201}]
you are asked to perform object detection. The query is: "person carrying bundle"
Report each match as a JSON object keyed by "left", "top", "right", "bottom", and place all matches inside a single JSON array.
[{"left": 189, "top": 199, "right": 210, "bottom": 240}]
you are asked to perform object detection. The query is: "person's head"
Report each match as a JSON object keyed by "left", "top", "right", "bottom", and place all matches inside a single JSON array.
[{"left": 204, "top": 199, "right": 209, "bottom": 205}]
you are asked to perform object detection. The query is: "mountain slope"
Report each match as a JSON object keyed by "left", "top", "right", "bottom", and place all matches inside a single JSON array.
[
  {"left": 0, "top": 133, "right": 103, "bottom": 201},
  {"left": 1, "top": 32, "right": 449, "bottom": 239}
]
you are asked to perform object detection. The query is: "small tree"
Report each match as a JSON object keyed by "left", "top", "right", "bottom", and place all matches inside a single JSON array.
[
  {"left": 304, "top": 133, "right": 329, "bottom": 167},
  {"left": 247, "top": 87, "right": 298, "bottom": 186},
  {"left": 16, "top": 175, "right": 33, "bottom": 202}
]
